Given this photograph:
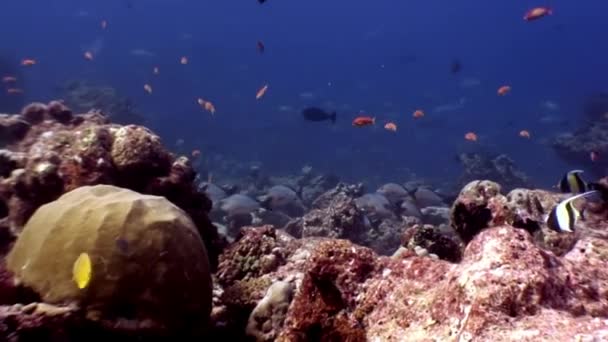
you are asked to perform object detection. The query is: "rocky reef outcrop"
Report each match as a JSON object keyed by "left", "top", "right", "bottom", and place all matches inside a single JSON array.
[
  {"left": 5, "top": 185, "right": 212, "bottom": 338},
  {"left": 457, "top": 152, "right": 531, "bottom": 192},
  {"left": 4, "top": 101, "right": 608, "bottom": 341},
  {"left": 552, "top": 92, "right": 608, "bottom": 176},
  {"left": 0, "top": 101, "right": 222, "bottom": 270},
  {"left": 61, "top": 80, "right": 145, "bottom": 125},
  {"left": 208, "top": 178, "right": 608, "bottom": 341}
]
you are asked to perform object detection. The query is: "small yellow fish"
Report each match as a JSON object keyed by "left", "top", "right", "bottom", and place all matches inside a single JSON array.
[{"left": 72, "top": 252, "right": 92, "bottom": 289}]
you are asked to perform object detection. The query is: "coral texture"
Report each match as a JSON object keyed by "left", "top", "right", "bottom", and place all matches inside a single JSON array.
[{"left": 6, "top": 185, "right": 212, "bottom": 335}]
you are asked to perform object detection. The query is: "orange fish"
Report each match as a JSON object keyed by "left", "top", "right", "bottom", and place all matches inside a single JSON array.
[
  {"left": 413, "top": 109, "right": 424, "bottom": 119},
  {"left": 384, "top": 122, "right": 397, "bottom": 132},
  {"left": 143, "top": 84, "right": 153, "bottom": 94},
  {"left": 191, "top": 149, "right": 201, "bottom": 158},
  {"left": 197, "top": 98, "right": 216, "bottom": 114},
  {"left": 524, "top": 7, "right": 552, "bottom": 21},
  {"left": 256, "top": 84, "right": 268, "bottom": 100},
  {"left": 352, "top": 116, "right": 375, "bottom": 127},
  {"left": 21, "top": 59, "right": 36, "bottom": 67},
  {"left": 591, "top": 151, "right": 600, "bottom": 162},
  {"left": 464, "top": 132, "right": 478, "bottom": 142},
  {"left": 6, "top": 88, "right": 23, "bottom": 94},
  {"left": 83, "top": 51, "right": 94, "bottom": 61},
  {"left": 2, "top": 76, "right": 17, "bottom": 83},
  {"left": 519, "top": 130, "right": 531, "bottom": 138},
  {"left": 101, "top": 20, "right": 108, "bottom": 29},
  {"left": 180, "top": 56, "right": 188, "bottom": 65},
  {"left": 497, "top": 85, "right": 511, "bottom": 96},
  {"left": 153, "top": 66, "right": 160, "bottom": 75}
]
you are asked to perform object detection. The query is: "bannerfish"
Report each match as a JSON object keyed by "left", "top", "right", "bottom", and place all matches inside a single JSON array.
[
  {"left": 302, "top": 107, "right": 336, "bottom": 124},
  {"left": 558, "top": 170, "right": 588, "bottom": 194},
  {"left": 546, "top": 190, "right": 599, "bottom": 233}
]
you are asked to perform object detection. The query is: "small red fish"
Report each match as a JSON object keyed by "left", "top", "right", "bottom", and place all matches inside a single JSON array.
[
  {"left": 524, "top": 7, "right": 552, "bottom": 21},
  {"left": 257, "top": 41, "right": 265, "bottom": 54},
  {"left": 464, "top": 132, "right": 478, "bottom": 142},
  {"left": 83, "top": 51, "right": 94, "bottom": 61},
  {"left": 352, "top": 116, "right": 375, "bottom": 127},
  {"left": 256, "top": 84, "right": 268, "bottom": 100},
  {"left": 497, "top": 85, "right": 511, "bottom": 96},
  {"left": 6, "top": 88, "right": 23, "bottom": 94},
  {"left": 143, "top": 84, "right": 153, "bottom": 94},
  {"left": 192, "top": 149, "right": 201, "bottom": 158},
  {"left": 101, "top": 20, "right": 108, "bottom": 29},
  {"left": 180, "top": 56, "right": 188, "bottom": 65},
  {"left": 197, "top": 98, "right": 216, "bottom": 114},
  {"left": 2, "top": 76, "right": 17, "bottom": 83},
  {"left": 384, "top": 122, "right": 397, "bottom": 132},
  {"left": 591, "top": 151, "right": 600, "bottom": 162},
  {"left": 21, "top": 59, "right": 36, "bottom": 67}
]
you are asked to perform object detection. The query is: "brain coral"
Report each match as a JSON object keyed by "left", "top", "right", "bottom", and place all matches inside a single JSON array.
[{"left": 6, "top": 184, "right": 212, "bottom": 334}]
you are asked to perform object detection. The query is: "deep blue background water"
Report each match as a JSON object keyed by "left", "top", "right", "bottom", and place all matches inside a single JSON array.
[{"left": 1, "top": 0, "right": 607, "bottom": 188}]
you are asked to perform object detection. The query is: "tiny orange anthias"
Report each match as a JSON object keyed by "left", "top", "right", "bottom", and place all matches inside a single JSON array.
[
  {"left": 524, "top": 7, "right": 552, "bottom": 21},
  {"left": 352, "top": 116, "right": 375, "bottom": 127}
]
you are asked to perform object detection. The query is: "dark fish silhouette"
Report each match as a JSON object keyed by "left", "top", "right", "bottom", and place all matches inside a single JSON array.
[
  {"left": 258, "top": 0, "right": 267, "bottom": 3},
  {"left": 302, "top": 107, "right": 336, "bottom": 124},
  {"left": 450, "top": 59, "right": 462, "bottom": 74},
  {"left": 257, "top": 41, "right": 265, "bottom": 54}
]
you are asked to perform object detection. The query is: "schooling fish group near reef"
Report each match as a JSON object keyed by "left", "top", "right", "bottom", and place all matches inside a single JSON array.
[{"left": 2, "top": 0, "right": 608, "bottom": 341}]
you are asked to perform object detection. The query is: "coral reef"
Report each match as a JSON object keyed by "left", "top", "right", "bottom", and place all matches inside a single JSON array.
[
  {"left": 208, "top": 179, "right": 608, "bottom": 341},
  {"left": 61, "top": 80, "right": 145, "bottom": 125},
  {"left": 0, "top": 101, "right": 221, "bottom": 269},
  {"left": 552, "top": 92, "right": 608, "bottom": 175},
  {"left": 458, "top": 152, "right": 531, "bottom": 192},
  {"left": 4, "top": 100, "right": 608, "bottom": 340},
  {"left": 6, "top": 185, "right": 212, "bottom": 336},
  {"left": 553, "top": 121, "right": 608, "bottom": 176}
]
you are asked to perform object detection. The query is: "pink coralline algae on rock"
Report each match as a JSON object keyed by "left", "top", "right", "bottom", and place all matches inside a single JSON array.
[
  {"left": 212, "top": 224, "right": 608, "bottom": 341},
  {"left": 209, "top": 178, "right": 608, "bottom": 341}
]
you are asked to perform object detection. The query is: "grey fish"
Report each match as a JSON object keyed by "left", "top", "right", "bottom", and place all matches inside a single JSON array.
[
  {"left": 377, "top": 183, "right": 410, "bottom": 206},
  {"left": 302, "top": 107, "right": 336, "bottom": 124},
  {"left": 220, "top": 194, "right": 260, "bottom": 216},
  {"left": 259, "top": 185, "right": 299, "bottom": 209}
]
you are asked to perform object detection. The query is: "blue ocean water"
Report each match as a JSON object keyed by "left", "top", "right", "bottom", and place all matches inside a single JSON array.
[{"left": 1, "top": 0, "right": 607, "bottom": 189}]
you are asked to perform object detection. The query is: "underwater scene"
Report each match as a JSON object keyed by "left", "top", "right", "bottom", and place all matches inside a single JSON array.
[{"left": 1, "top": 0, "right": 608, "bottom": 340}]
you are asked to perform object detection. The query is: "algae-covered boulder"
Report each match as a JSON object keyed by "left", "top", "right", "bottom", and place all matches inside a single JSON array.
[{"left": 6, "top": 184, "right": 212, "bottom": 333}]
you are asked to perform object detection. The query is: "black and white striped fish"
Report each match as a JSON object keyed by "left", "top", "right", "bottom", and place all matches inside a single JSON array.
[
  {"left": 558, "top": 170, "right": 588, "bottom": 194},
  {"left": 546, "top": 190, "right": 600, "bottom": 233}
]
